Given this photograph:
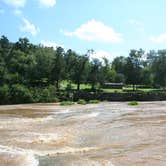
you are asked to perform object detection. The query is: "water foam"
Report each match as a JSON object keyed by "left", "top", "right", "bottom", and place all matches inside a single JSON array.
[
  {"left": 0, "top": 144, "right": 116, "bottom": 166},
  {"left": 0, "top": 116, "right": 54, "bottom": 125},
  {"left": 71, "top": 159, "right": 115, "bottom": 166},
  {"left": 88, "top": 112, "right": 100, "bottom": 118},
  {"left": 0, "top": 145, "right": 102, "bottom": 160},
  {"left": 78, "top": 112, "right": 100, "bottom": 119},
  {"left": 14, "top": 132, "right": 60, "bottom": 144},
  {"left": 31, "top": 146, "right": 101, "bottom": 156},
  {"left": 0, "top": 145, "right": 39, "bottom": 166}
]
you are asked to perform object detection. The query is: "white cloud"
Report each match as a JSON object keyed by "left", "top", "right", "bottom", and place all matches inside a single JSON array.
[
  {"left": 90, "top": 50, "right": 128, "bottom": 63},
  {"left": 149, "top": 33, "right": 166, "bottom": 43},
  {"left": 63, "top": 19, "right": 123, "bottom": 43},
  {"left": 89, "top": 50, "right": 111, "bottom": 63},
  {"left": 89, "top": 50, "right": 124, "bottom": 63},
  {"left": 41, "top": 40, "right": 64, "bottom": 49},
  {"left": 20, "top": 17, "right": 39, "bottom": 36},
  {"left": 129, "top": 19, "right": 144, "bottom": 32},
  {"left": 2, "top": 0, "right": 26, "bottom": 8},
  {"left": 38, "top": 0, "right": 56, "bottom": 8}
]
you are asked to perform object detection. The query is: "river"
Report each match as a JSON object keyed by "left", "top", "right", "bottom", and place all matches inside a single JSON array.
[{"left": 0, "top": 101, "right": 165, "bottom": 166}]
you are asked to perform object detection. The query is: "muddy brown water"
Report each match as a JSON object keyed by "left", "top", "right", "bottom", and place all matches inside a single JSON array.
[{"left": 0, "top": 102, "right": 165, "bottom": 166}]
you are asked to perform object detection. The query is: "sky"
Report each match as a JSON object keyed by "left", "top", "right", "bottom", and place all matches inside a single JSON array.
[{"left": 1, "top": 0, "right": 166, "bottom": 61}]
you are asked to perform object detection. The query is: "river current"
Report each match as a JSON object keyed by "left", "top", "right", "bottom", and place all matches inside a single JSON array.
[{"left": 0, "top": 102, "right": 165, "bottom": 166}]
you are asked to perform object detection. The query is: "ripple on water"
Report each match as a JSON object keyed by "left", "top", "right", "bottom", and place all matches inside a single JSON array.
[
  {"left": 0, "top": 102, "right": 165, "bottom": 166},
  {"left": 0, "top": 145, "right": 39, "bottom": 166},
  {"left": 13, "top": 132, "right": 70, "bottom": 146},
  {"left": 38, "top": 156, "right": 116, "bottom": 166}
]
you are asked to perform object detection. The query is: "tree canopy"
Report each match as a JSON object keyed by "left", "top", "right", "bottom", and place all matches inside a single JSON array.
[{"left": 0, "top": 35, "right": 166, "bottom": 104}]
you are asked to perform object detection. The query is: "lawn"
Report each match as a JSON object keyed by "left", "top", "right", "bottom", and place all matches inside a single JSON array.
[{"left": 60, "top": 81, "right": 161, "bottom": 93}]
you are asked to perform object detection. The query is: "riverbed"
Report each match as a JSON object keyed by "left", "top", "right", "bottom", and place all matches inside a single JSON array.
[{"left": 0, "top": 102, "right": 165, "bottom": 166}]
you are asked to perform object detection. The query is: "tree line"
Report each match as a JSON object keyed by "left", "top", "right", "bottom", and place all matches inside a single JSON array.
[{"left": 0, "top": 36, "right": 166, "bottom": 104}]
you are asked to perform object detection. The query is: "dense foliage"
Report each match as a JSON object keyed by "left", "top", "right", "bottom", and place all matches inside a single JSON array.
[{"left": 0, "top": 36, "right": 166, "bottom": 104}]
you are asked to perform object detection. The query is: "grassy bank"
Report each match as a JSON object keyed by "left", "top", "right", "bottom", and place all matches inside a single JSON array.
[{"left": 0, "top": 83, "right": 165, "bottom": 105}]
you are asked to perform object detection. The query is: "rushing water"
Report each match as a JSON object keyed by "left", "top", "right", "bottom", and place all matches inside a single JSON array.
[{"left": 0, "top": 102, "right": 165, "bottom": 166}]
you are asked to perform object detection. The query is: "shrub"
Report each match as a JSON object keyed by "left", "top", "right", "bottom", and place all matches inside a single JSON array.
[
  {"left": 65, "top": 83, "right": 72, "bottom": 91},
  {"left": 10, "top": 84, "right": 34, "bottom": 104},
  {"left": 128, "top": 101, "right": 138, "bottom": 106},
  {"left": 31, "top": 85, "right": 58, "bottom": 103},
  {"left": 88, "top": 100, "right": 100, "bottom": 104},
  {"left": 0, "top": 84, "right": 10, "bottom": 104},
  {"left": 60, "top": 101, "right": 74, "bottom": 106},
  {"left": 77, "top": 99, "right": 87, "bottom": 105}
]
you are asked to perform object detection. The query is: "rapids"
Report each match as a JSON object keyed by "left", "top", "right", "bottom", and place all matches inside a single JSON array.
[{"left": 0, "top": 102, "right": 165, "bottom": 166}]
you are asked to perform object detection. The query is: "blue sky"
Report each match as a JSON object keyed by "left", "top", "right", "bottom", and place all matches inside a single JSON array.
[{"left": 1, "top": 0, "right": 166, "bottom": 61}]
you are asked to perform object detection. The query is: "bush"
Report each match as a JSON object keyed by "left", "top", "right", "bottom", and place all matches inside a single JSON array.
[
  {"left": 65, "top": 83, "right": 72, "bottom": 91},
  {"left": 31, "top": 85, "right": 58, "bottom": 103},
  {"left": 88, "top": 100, "right": 100, "bottom": 104},
  {"left": 77, "top": 99, "right": 87, "bottom": 105},
  {"left": 128, "top": 101, "right": 138, "bottom": 106},
  {"left": 0, "top": 84, "right": 60, "bottom": 104},
  {"left": 0, "top": 85, "right": 10, "bottom": 104},
  {"left": 10, "top": 84, "right": 34, "bottom": 104},
  {"left": 60, "top": 101, "right": 74, "bottom": 106}
]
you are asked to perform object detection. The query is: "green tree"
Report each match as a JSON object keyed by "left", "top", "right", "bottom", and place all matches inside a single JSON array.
[
  {"left": 99, "top": 57, "right": 115, "bottom": 84},
  {"left": 29, "top": 46, "right": 54, "bottom": 86},
  {"left": 112, "top": 56, "right": 127, "bottom": 74},
  {"left": 0, "top": 36, "right": 11, "bottom": 85},
  {"left": 51, "top": 47, "right": 65, "bottom": 90},
  {"left": 88, "top": 58, "right": 102, "bottom": 90},
  {"left": 140, "top": 67, "right": 153, "bottom": 86},
  {"left": 64, "top": 49, "right": 77, "bottom": 80},
  {"left": 111, "top": 56, "right": 127, "bottom": 83},
  {"left": 125, "top": 49, "right": 144, "bottom": 90},
  {"left": 71, "top": 54, "right": 89, "bottom": 90},
  {"left": 152, "top": 50, "right": 166, "bottom": 88}
]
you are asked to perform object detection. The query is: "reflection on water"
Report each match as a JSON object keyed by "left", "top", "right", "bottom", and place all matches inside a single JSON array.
[{"left": 0, "top": 102, "right": 166, "bottom": 166}]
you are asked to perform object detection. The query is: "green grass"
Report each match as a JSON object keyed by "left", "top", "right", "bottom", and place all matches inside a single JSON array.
[
  {"left": 102, "top": 88, "right": 123, "bottom": 93},
  {"left": 88, "top": 100, "right": 100, "bottom": 104},
  {"left": 77, "top": 99, "right": 87, "bottom": 105},
  {"left": 128, "top": 101, "right": 138, "bottom": 106},
  {"left": 123, "top": 87, "right": 158, "bottom": 92},
  {"left": 137, "top": 88, "right": 159, "bottom": 92},
  {"left": 60, "top": 81, "right": 161, "bottom": 92},
  {"left": 60, "top": 101, "right": 75, "bottom": 106},
  {"left": 60, "top": 81, "right": 91, "bottom": 90}
]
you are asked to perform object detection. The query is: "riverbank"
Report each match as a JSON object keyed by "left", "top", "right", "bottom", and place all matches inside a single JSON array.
[
  {"left": 1, "top": 86, "right": 166, "bottom": 105},
  {"left": 73, "top": 91, "right": 166, "bottom": 101}
]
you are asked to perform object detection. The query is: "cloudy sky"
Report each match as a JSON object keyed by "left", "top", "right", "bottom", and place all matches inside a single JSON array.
[{"left": 0, "top": 0, "right": 166, "bottom": 61}]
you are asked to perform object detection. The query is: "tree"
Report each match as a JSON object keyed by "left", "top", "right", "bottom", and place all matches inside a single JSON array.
[
  {"left": 51, "top": 47, "right": 65, "bottom": 90},
  {"left": 152, "top": 50, "right": 166, "bottom": 88},
  {"left": 99, "top": 57, "right": 115, "bottom": 84},
  {"left": 112, "top": 56, "right": 127, "bottom": 83},
  {"left": 28, "top": 46, "right": 54, "bottom": 86},
  {"left": 88, "top": 58, "right": 102, "bottom": 90},
  {"left": 0, "top": 36, "right": 11, "bottom": 85},
  {"left": 146, "top": 50, "right": 157, "bottom": 66},
  {"left": 64, "top": 49, "right": 77, "bottom": 80},
  {"left": 125, "top": 49, "right": 144, "bottom": 90},
  {"left": 140, "top": 67, "right": 153, "bottom": 86},
  {"left": 71, "top": 54, "right": 89, "bottom": 91},
  {"left": 112, "top": 56, "right": 127, "bottom": 74},
  {"left": 15, "top": 37, "right": 30, "bottom": 53}
]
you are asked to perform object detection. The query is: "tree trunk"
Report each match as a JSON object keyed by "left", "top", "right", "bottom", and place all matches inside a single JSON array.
[
  {"left": 133, "top": 84, "right": 135, "bottom": 91},
  {"left": 77, "top": 81, "right": 80, "bottom": 91},
  {"left": 56, "top": 80, "right": 59, "bottom": 90},
  {"left": 91, "top": 83, "right": 95, "bottom": 91}
]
